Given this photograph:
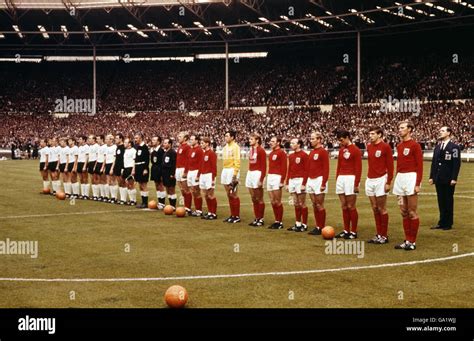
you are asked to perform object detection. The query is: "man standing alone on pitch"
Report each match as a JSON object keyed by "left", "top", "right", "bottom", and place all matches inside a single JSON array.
[{"left": 429, "top": 126, "right": 461, "bottom": 231}]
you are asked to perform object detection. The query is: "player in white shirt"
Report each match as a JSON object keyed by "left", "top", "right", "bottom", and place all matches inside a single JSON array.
[
  {"left": 76, "top": 136, "right": 90, "bottom": 199},
  {"left": 38, "top": 139, "right": 51, "bottom": 193},
  {"left": 87, "top": 135, "right": 100, "bottom": 200},
  {"left": 67, "top": 138, "right": 80, "bottom": 199},
  {"left": 122, "top": 138, "right": 137, "bottom": 205},
  {"left": 105, "top": 134, "right": 117, "bottom": 203},
  {"left": 95, "top": 135, "right": 108, "bottom": 202},
  {"left": 47, "top": 137, "right": 61, "bottom": 195},
  {"left": 58, "top": 138, "right": 69, "bottom": 194}
]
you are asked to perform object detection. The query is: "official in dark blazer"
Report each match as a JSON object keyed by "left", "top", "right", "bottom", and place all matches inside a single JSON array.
[{"left": 429, "top": 126, "right": 461, "bottom": 230}]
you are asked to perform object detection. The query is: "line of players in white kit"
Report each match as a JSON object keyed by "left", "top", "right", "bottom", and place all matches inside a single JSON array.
[{"left": 37, "top": 120, "right": 423, "bottom": 250}]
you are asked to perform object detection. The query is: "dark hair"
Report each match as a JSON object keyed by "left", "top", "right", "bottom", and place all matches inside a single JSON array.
[
  {"left": 80, "top": 135, "right": 87, "bottom": 141},
  {"left": 226, "top": 131, "right": 237, "bottom": 140},
  {"left": 443, "top": 126, "right": 453, "bottom": 135},
  {"left": 116, "top": 133, "right": 124, "bottom": 141},
  {"left": 190, "top": 134, "right": 200, "bottom": 142},
  {"left": 202, "top": 137, "right": 211, "bottom": 144},
  {"left": 165, "top": 138, "right": 174, "bottom": 147},
  {"left": 369, "top": 126, "right": 383, "bottom": 137},
  {"left": 153, "top": 135, "right": 162, "bottom": 143},
  {"left": 336, "top": 130, "right": 351, "bottom": 139},
  {"left": 98, "top": 134, "right": 105, "bottom": 141}
]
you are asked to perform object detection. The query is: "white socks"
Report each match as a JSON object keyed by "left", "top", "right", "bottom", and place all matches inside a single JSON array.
[
  {"left": 110, "top": 185, "right": 119, "bottom": 200},
  {"left": 128, "top": 189, "right": 137, "bottom": 203},
  {"left": 43, "top": 181, "right": 50, "bottom": 190},
  {"left": 52, "top": 180, "right": 61, "bottom": 193},
  {"left": 72, "top": 183, "right": 79, "bottom": 195},
  {"left": 120, "top": 187, "right": 128, "bottom": 202}
]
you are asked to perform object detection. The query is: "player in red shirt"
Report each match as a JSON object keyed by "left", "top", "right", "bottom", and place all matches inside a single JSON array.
[
  {"left": 393, "top": 121, "right": 423, "bottom": 251},
  {"left": 307, "top": 132, "right": 330, "bottom": 236},
  {"left": 266, "top": 136, "right": 287, "bottom": 229},
  {"left": 286, "top": 138, "right": 309, "bottom": 232},
  {"left": 176, "top": 132, "right": 193, "bottom": 215},
  {"left": 335, "top": 130, "right": 362, "bottom": 239},
  {"left": 186, "top": 134, "right": 204, "bottom": 216},
  {"left": 365, "top": 126, "right": 394, "bottom": 244},
  {"left": 197, "top": 137, "right": 218, "bottom": 220},
  {"left": 246, "top": 133, "right": 267, "bottom": 227}
]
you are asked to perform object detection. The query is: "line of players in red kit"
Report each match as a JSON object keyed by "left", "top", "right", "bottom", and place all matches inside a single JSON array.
[{"left": 175, "top": 120, "right": 423, "bottom": 251}]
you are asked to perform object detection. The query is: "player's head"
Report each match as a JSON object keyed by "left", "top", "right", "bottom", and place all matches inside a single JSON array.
[
  {"left": 177, "top": 132, "right": 189, "bottom": 144},
  {"left": 106, "top": 134, "right": 114, "bottom": 145},
  {"left": 115, "top": 133, "right": 124, "bottom": 144},
  {"left": 124, "top": 138, "right": 131, "bottom": 148},
  {"left": 59, "top": 137, "right": 67, "bottom": 147},
  {"left": 269, "top": 136, "right": 282, "bottom": 150},
  {"left": 50, "top": 137, "right": 57, "bottom": 146},
  {"left": 225, "top": 131, "right": 236, "bottom": 144},
  {"left": 189, "top": 134, "right": 200, "bottom": 147},
  {"left": 336, "top": 130, "right": 351, "bottom": 147},
  {"left": 201, "top": 137, "right": 211, "bottom": 150},
  {"left": 290, "top": 138, "right": 303, "bottom": 151},
  {"left": 249, "top": 133, "right": 261, "bottom": 147},
  {"left": 134, "top": 133, "right": 144, "bottom": 145},
  {"left": 78, "top": 136, "right": 86, "bottom": 145},
  {"left": 368, "top": 126, "right": 383, "bottom": 143},
  {"left": 163, "top": 138, "right": 173, "bottom": 150},
  {"left": 97, "top": 134, "right": 105, "bottom": 144},
  {"left": 68, "top": 137, "right": 75, "bottom": 146},
  {"left": 39, "top": 139, "right": 47, "bottom": 148},
  {"left": 151, "top": 136, "right": 162, "bottom": 147},
  {"left": 87, "top": 135, "right": 95, "bottom": 145},
  {"left": 398, "top": 121, "right": 414, "bottom": 138},
  {"left": 438, "top": 126, "right": 452, "bottom": 140},
  {"left": 310, "top": 132, "right": 323, "bottom": 148}
]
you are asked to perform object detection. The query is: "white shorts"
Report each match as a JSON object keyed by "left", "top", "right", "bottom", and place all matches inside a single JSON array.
[
  {"left": 199, "top": 173, "right": 214, "bottom": 190},
  {"left": 365, "top": 174, "right": 388, "bottom": 197},
  {"left": 288, "top": 177, "right": 305, "bottom": 194},
  {"left": 187, "top": 169, "right": 199, "bottom": 187},
  {"left": 245, "top": 170, "right": 263, "bottom": 189},
  {"left": 306, "top": 176, "right": 328, "bottom": 195},
  {"left": 393, "top": 172, "right": 417, "bottom": 196},
  {"left": 221, "top": 168, "right": 239, "bottom": 185},
  {"left": 336, "top": 175, "right": 357, "bottom": 195},
  {"left": 266, "top": 174, "right": 282, "bottom": 191},
  {"left": 175, "top": 167, "right": 186, "bottom": 182}
]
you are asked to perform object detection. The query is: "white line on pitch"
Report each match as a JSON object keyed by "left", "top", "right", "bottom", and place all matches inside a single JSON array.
[{"left": 0, "top": 252, "right": 472, "bottom": 283}]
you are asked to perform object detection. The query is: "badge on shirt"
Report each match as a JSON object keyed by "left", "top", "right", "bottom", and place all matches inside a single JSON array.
[
  {"left": 153, "top": 157, "right": 157, "bottom": 163},
  {"left": 117, "top": 150, "right": 121, "bottom": 155},
  {"left": 164, "top": 156, "right": 170, "bottom": 163},
  {"left": 403, "top": 148, "right": 410, "bottom": 156},
  {"left": 343, "top": 151, "right": 350, "bottom": 159},
  {"left": 296, "top": 157, "right": 301, "bottom": 164},
  {"left": 204, "top": 155, "right": 209, "bottom": 162},
  {"left": 375, "top": 150, "right": 382, "bottom": 158},
  {"left": 313, "top": 154, "right": 319, "bottom": 160},
  {"left": 445, "top": 153, "right": 452, "bottom": 160},
  {"left": 191, "top": 152, "right": 195, "bottom": 158},
  {"left": 137, "top": 150, "right": 142, "bottom": 156},
  {"left": 272, "top": 155, "right": 277, "bottom": 161},
  {"left": 178, "top": 149, "right": 182, "bottom": 154}
]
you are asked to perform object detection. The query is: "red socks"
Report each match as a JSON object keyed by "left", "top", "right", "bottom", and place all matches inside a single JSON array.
[
  {"left": 342, "top": 209, "right": 351, "bottom": 232},
  {"left": 294, "top": 206, "right": 302, "bottom": 222},
  {"left": 374, "top": 211, "right": 382, "bottom": 235},
  {"left": 194, "top": 196, "right": 203, "bottom": 211},
  {"left": 349, "top": 208, "right": 358, "bottom": 233},
  {"left": 409, "top": 218, "right": 419, "bottom": 243},
  {"left": 301, "top": 207, "right": 308, "bottom": 225},
  {"left": 314, "top": 208, "right": 326, "bottom": 229},
  {"left": 380, "top": 213, "right": 389, "bottom": 238},
  {"left": 205, "top": 197, "right": 217, "bottom": 214},
  {"left": 229, "top": 197, "right": 241, "bottom": 217},
  {"left": 184, "top": 192, "right": 192, "bottom": 210},
  {"left": 403, "top": 217, "right": 410, "bottom": 241},
  {"left": 272, "top": 203, "right": 284, "bottom": 222}
]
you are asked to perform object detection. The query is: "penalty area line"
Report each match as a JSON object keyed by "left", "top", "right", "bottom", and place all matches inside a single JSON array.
[{"left": 0, "top": 252, "right": 472, "bottom": 283}]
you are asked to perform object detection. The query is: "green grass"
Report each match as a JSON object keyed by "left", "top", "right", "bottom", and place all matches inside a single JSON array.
[{"left": 0, "top": 159, "right": 473, "bottom": 308}]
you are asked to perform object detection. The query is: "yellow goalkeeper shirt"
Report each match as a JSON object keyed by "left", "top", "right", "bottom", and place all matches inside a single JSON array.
[{"left": 222, "top": 141, "right": 240, "bottom": 176}]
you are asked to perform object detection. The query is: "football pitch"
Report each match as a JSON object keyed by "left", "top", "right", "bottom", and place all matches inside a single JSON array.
[{"left": 0, "top": 159, "right": 473, "bottom": 308}]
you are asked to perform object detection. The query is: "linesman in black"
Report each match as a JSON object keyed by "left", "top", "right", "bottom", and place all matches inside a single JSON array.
[
  {"left": 150, "top": 135, "right": 166, "bottom": 209},
  {"left": 162, "top": 138, "right": 177, "bottom": 208},
  {"left": 429, "top": 126, "right": 461, "bottom": 230},
  {"left": 134, "top": 133, "right": 150, "bottom": 208}
]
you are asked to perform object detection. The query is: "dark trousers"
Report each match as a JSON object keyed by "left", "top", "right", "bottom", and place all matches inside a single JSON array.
[{"left": 435, "top": 183, "right": 455, "bottom": 228}]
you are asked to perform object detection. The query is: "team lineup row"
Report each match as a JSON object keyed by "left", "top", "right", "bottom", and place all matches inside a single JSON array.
[{"left": 36, "top": 121, "right": 457, "bottom": 251}]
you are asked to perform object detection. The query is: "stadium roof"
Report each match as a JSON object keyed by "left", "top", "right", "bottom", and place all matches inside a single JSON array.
[{"left": 0, "top": 0, "right": 473, "bottom": 54}]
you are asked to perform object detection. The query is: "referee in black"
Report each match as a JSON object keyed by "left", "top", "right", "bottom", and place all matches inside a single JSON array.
[
  {"left": 134, "top": 133, "right": 150, "bottom": 208},
  {"left": 162, "top": 138, "right": 177, "bottom": 209},
  {"left": 429, "top": 126, "right": 461, "bottom": 230},
  {"left": 150, "top": 135, "right": 166, "bottom": 209}
]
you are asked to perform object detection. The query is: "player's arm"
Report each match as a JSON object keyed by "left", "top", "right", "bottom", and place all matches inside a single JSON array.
[
  {"left": 101, "top": 152, "right": 106, "bottom": 173},
  {"left": 143, "top": 148, "right": 149, "bottom": 175},
  {"left": 414, "top": 143, "right": 423, "bottom": 192},
  {"left": 336, "top": 149, "right": 341, "bottom": 179},
  {"left": 280, "top": 151, "right": 287, "bottom": 187},
  {"left": 322, "top": 149, "right": 330, "bottom": 190},
  {"left": 211, "top": 151, "right": 217, "bottom": 184},
  {"left": 232, "top": 144, "right": 241, "bottom": 178},
  {"left": 301, "top": 154, "right": 309, "bottom": 188},
  {"left": 354, "top": 147, "right": 362, "bottom": 192},
  {"left": 44, "top": 153, "right": 49, "bottom": 170},
  {"left": 451, "top": 144, "right": 461, "bottom": 185},
  {"left": 385, "top": 145, "right": 394, "bottom": 191},
  {"left": 83, "top": 151, "right": 89, "bottom": 172},
  {"left": 429, "top": 144, "right": 438, "bottom": 184},
  {"left": 73, "top": 153, "right": 78, "bottom": 172},
  {"left": 170, "top": 151, "right": 177, "bottom": 178}
]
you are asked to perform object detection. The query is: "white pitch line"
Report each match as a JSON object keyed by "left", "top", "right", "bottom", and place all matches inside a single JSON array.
[
  {"left": 0, "top": 252, "right": 472, "bottom": 283},
  {"left": 0, "top": 209, "right": 142, "bottom": 219}
]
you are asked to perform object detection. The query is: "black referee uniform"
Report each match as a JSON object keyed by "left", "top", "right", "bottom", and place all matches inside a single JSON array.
[
  {"left": 162, "top": 148, "right": 177, "bottom": 207},
  {"left": 134, "top": 142, "right": 150, "bottom": 206},
  {"left": 114, "top": 144, "right": 125, "bottom": 177},
  {"left": 429, "top": 140, "right": 461, "bottom": 230}
]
